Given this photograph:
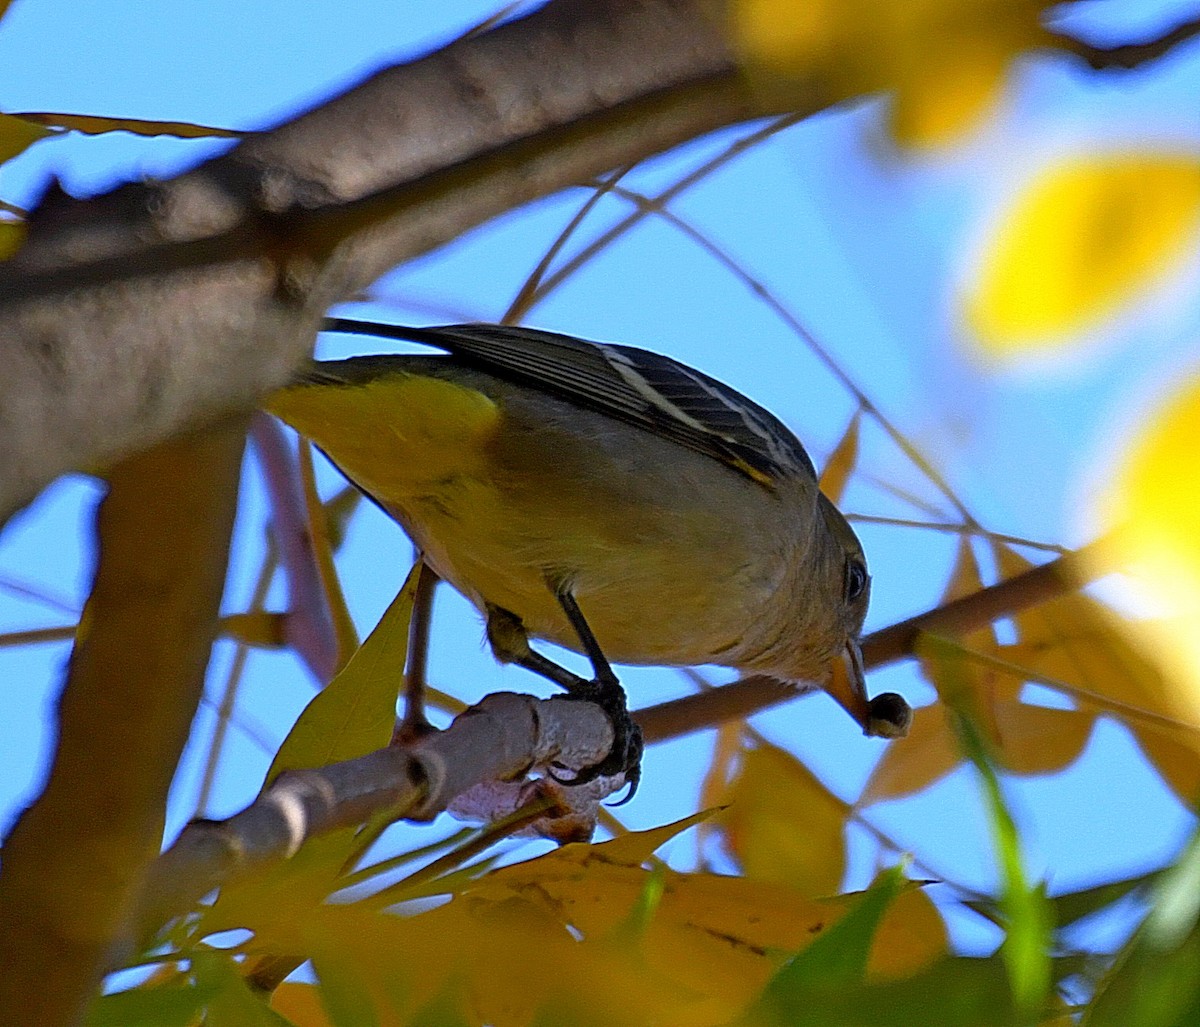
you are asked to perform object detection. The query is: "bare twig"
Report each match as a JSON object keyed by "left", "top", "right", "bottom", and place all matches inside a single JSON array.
[{"left": 252, "top": 413, "right": 338, "bottom": 682}]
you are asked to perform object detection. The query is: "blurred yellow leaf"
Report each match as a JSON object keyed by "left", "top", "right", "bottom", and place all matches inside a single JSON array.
[
  {"left": 1098, "top": 374, "right": 1200, "bottom": 726},
  {"left": 220, "top": 609, "right": 286, "bottom": 648},
  {"left": 919, "top": 540, "right": 1004, "bottom": 736},
  {"left": 869, "top": 886, "right": 949, "bottom": 980},
  {"left": 1128, "top": 719, "right": 1200, "bottom": 802},
  {"left": 730, "top": 0, "right": 1045, "bottom": 144},
  {"left": 819, "top": 409, "right": 861, "bottom": 503},
  {"left": 859, "top": 704, "right": 962, "bottom": 804},
  {"left": 864, "top": 540, "right": 1116, "bottom": 803},
  {"left": 271, "top": 983, "right": 335, "bottom": 1027},
  {"left": 717, "top": 742, "right": 849, "bottom": 896},
  {"left": 993, "top": 543, "right": 1198, "bottom": 797},
  {"left": 994, "top": 701, "right": 1094, "bottom": 776},
  {"left": 0, "top": 112, "right": 49, "bottom": 165},
  {"left": 697, "top": 720, "right": 744, "bottom": 857},
  {"left": 0, "top": 220, "right": 25, "bottom": 260},
  {"left": 967, "top": 157, "right": 1200, "bottom": 353}
]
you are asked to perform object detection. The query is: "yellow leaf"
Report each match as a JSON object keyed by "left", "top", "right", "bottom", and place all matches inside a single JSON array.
[
  {"left": 967, "top": 157, "right": 1200, "bottom": 354},
  {"left": 1127, "top": 718, "right": 1200, "bottom": 802},
  {"left": 730, "top": 0, "right": 1044, "bottom": 144},
  {"left": 819, "top": 409, "right": 861, "bottom": 504},
  {"left": 717, "top": 742, "right": 849, "bottom": 895},
  {"left": 1099, "top": 375, "right": 1200, "bottom": 727},
  {"left": 697, "top": 721, "right": 745, "bottom": 856},
  {"left": 918, "top": 539, "right": 1006, "bottom": 741},
  {"left": 585, "top": 808, "right": 716, "bottom": 867},
  {"left": 264, "top": 560, "right": 420, "bottom": 786},
  {"left": 219, "top": 609, "right": 286, "bottom": 648},
  {"left": 869, "top": 886, "right": 949, "bottom": 980},
  {"left": 0, "top": 112, "right": 49, "bottom": 165},
  {"left": 994, "top": 701, "right": 1094, "bottom": 776},
  {"left": 271, "top": 983, "right": 335, "bottom": 1027},
  {"left": 859, "top": 704, "right": 962, "bottom": 804},
  {"left": 889, "top": 45, "right": 1007, "bottom": 144},
  {"left": 0, "top": 220, "right": 25, "bottom": 260},
  {"left": 997, "top": 543, "right": 1196, "bottom": 725}
]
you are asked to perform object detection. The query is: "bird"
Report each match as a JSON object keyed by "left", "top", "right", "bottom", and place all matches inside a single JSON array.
[{"left": 266, "top": 319, "right": 911, "bottom": 798}]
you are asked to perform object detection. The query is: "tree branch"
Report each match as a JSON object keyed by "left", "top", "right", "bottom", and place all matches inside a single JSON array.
[
  {"left": 0, "top": 419, "right": 246, "bottom": 1027},
  {"left": 1048, "top": 13, "right": 1200, "bottom": 71},
  {"left": 133, "top": 692, "right": 620, "bottom": 953},
  {"left": 1, "top": 0, "right": 784, "bottom": 523}
]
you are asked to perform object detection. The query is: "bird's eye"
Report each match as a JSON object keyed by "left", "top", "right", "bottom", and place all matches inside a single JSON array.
[{"left": 845, "top": 559, "right": 869, "bottom": 603}]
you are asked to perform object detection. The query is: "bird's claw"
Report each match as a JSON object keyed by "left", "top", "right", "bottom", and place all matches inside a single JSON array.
[{"left": 550, "top": 680, "right": 643, "bottom": 804}]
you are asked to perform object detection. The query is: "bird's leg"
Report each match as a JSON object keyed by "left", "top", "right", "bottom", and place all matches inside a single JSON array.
[
  {"left": 550, "top": 585, "right": 643, "bottom": 798},
  {"left": 484, "top": 592, "right": 643, "bottom": 800},
  {"left": 485, "top": 603, "right": 591, "bottom": 690},
  {"left": 394, "top": 560, "right": 439, "bottom": 744}
]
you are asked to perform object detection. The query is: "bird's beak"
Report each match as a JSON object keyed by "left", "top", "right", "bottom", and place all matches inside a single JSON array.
[
  {"left": 827, "top": 640, "right": 913, "bottom": 739},
  {"left": 825, "top": 640, "right": 872, "bottom": 731}
]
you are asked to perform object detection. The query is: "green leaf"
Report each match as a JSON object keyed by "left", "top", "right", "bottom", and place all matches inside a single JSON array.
[
  {"left": 922, "top": 636, "right": 1053, "bottom": 1022},
  {"left": 765, "top": 956, "right": 1019, "bottom": 1027},
  {"left": 192, "top": 949, "right": 296, "bottom": 1026},
  {"left": 1083, "top": 826, "right": 1200, "bottom": 1026},
  {"left": 742, "top": 864, "right": 906, "bottom": 1026},
  {"left": 1048, "top": 869, "right": 1161, "bottom": 931},
  {"left": 265, "top": 561, "right": 421, "bottom": 786},
  {"left": 84, "top": 975, "right": 218, "bottom": 1027}
]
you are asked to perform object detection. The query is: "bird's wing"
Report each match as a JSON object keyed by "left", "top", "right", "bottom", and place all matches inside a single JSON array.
[{"left": 322, "top": 319, "right": 817, "bottom": 487}]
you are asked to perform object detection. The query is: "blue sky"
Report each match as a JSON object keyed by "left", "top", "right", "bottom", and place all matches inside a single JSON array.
[{"left": 2, "top": 0, "right": 1200, "bottom": 957}]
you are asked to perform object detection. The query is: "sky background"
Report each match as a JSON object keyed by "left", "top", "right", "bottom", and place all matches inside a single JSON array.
[{"left": 2, "top": 0, "right": 1200, "bottom": 959}]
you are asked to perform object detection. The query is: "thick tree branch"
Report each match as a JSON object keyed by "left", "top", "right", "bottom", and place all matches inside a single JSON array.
[
  {"left": 0, "top": 420, "right": 246, "bottom": 1027},
  {"left": 1, "top": 0, "right": 790, "bottom": 523}
]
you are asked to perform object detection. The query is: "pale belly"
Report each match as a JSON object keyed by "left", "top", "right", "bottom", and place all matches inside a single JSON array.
[{"left": 387, "top": 439, "right": 800, "bottom": 671}]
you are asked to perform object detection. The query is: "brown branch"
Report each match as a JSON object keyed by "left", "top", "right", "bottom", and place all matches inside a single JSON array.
[
  {"left": 1049, "top": 14, "right": 1200, "bottom": 71},
  {"left": 636, "top": 538, "right": 1109, "bottom": 743},
  {"left": 0, "top": 418, "right": 246, "bottom": 1027}
]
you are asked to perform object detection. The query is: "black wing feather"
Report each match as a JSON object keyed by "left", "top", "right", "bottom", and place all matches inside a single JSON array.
[{"left": 321, "top": 319, "right": 816, "bottom": 485}]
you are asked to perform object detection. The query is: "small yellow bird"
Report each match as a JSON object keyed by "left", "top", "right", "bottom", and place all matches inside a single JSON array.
[{"left": 267, "top": 320, "right": 910, "bottom": 797}]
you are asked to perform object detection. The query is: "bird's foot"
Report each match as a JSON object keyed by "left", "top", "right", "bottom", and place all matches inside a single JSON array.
[{"left": 550, "top": 679, "right": 643, "bottom": 804}]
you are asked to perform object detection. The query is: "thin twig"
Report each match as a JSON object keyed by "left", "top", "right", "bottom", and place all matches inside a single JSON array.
[{"left": 193, "top": 545, "right": 279, "bottom": 817}]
